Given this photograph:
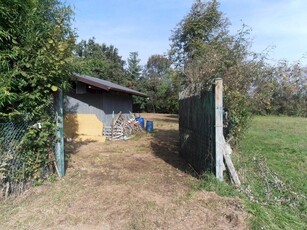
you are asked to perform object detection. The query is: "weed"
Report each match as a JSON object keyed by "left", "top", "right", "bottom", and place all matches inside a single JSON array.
[
  {"left": 49, "top": 174, "right": 57, "bottom": 183},
  {"left": 33, "top": 179, "right": 43, "bottom": 187}
]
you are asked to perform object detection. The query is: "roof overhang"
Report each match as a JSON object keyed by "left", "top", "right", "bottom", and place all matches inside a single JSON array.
[{"left": 72, "top": 73, "right": 147, "bottom": 97}]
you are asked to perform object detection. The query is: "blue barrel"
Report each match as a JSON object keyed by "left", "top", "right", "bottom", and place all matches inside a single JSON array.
[
  {"left": 136, "top": 117, "right": 145, "bottom": 129},
  {"left": 146, "top": 120, "right": 154, "bottom": 133}
]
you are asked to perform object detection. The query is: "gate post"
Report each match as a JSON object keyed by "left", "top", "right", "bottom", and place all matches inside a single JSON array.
[
  {"left": 214, "top": 78, "right": 224, "bottom": 181},
  {"left": 55, "top": 89, "right": 65, "bottom": 177}
]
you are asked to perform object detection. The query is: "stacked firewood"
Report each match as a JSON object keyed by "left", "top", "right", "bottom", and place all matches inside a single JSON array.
[{"left": 103, "top": 112, "right": 143, "bottom": 140}]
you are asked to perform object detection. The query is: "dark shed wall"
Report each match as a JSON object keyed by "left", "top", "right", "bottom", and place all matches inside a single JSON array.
[
  {"left": 65, "top": 91, "right": 132, "bottom": 125},
  {"left": 65, "top": 92, "right": 105, "bottom": 121},
  {"left": 102, "top": 92, "right": 132, "bottom": 125}
]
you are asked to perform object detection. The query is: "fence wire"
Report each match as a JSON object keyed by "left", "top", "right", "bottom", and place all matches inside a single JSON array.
[
  {"left": 0, "top": 122, "right": 31, "bottom": 198},
  {"left": 0, "top": 122, "right": 29, "bottom": 154}
]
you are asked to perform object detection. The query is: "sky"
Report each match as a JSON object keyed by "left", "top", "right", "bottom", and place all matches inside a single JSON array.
[{"left": 66, "top": 0, "right": 307, "bottom": 66}]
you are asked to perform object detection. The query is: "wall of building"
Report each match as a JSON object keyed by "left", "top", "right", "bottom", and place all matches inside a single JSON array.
[
  {"left": 65, "top": 92, "right": 104, "bottom": 121},
  {"left": 102, "top": 92, "right": 133, "bottom": 125},
  {"left": 64, "top": 113, "right": 106, "bottom": 142},
  {"left": 65, "top": 91, "right": 132, "bottom": 125}
]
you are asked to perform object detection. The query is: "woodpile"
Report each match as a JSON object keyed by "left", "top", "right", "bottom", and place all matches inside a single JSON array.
[{"left": 103, "top": 112, "right": 143, "bottom": 141}]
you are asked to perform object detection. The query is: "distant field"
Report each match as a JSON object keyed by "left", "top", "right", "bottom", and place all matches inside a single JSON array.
[{"left": 235, "top": 116, "right": 307, "bottom": 229}]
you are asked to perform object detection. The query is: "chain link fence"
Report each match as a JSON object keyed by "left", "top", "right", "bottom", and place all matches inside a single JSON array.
[
  {"left": 0, "top": 122, "right": 32, "bottom": 198},
  {"left": 0, "top": 122, "right": 29, "bottom": 153}
]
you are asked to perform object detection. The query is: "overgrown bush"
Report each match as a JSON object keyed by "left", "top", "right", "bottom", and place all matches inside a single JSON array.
[
  {"left": 170, "top": 0, "right": 268, "bottom": 141},
  {"left": 0, "top": 0, "right": 75, "bottom": 195},
  {"left": 251, "top": 61, "right": 307, "bottom": 117}
]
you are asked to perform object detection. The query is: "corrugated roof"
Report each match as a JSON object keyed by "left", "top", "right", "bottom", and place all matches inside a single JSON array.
[{"left": 73, "top": 73, "right": 147, "bottom": 97}]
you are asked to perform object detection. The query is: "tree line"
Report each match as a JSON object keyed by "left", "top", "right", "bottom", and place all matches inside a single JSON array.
[
  {"left": 71, "top": 0, "right": 306, "bottom": 140},
  {"left": 1, "top": 0, "right": 306, "bottom": 127},
  {"left": 0, "top": 0, "right": 306, "bottom": 189},
  {"left": 72, "top": 38, "right": 180, "bottom": 114}
]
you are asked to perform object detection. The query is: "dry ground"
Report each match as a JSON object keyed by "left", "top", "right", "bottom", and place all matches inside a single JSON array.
[{"left": 0, "top": 114, "right": 249, "bottom": 230}]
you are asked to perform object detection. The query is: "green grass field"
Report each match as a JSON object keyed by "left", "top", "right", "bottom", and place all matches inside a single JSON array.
[
  {"left": 235, "top": 116, "right": 307, "bottom": 229},
  {"left": 199, "top": 116, "right": 307, "bottom": 229}
]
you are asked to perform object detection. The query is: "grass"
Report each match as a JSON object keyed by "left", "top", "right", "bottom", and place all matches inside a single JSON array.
[
  {"left": 236, "top": 116, "right": 307, "bottom": 229},
  {"left": 199, "top": 115, "right": 307, "bottom": 229}
]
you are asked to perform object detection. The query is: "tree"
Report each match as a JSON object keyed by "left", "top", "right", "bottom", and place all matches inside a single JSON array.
[
  {"left": 0, "top": 0, "right": 75, "bottom": 188},
  {"left": 0, "top": 0, "right": 75, "bottom": 119},
  {"left": 143, "top": 55, "right": 179, "bottom": 113},
  {"left": 73, "top": 38, "right": 127, "bottom": 85},
  {"left": 170, "top": 0, "right": 267, "bottom": 139},
  {"left": 250, "top": 60, "right": 307, "bottom": 117},
  {"left": 270, "top": 61, "right": 307, "bottom": 116},
  {"left": 127, "top": 52, "right": 142, "bottom": 89}
]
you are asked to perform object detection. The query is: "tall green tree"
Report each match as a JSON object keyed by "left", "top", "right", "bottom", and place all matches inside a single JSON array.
[
  {"left": 0, "top": 0, "right": 75, "bottom": 119},
  {"left": 73, "top": 38, "right": 126, "bottom": 85},
  {"left": 143, "top": 55, "right": 179, "bottom": 113},
  {"left": 127, "top": 52, "right": 142, "bottom": 89},
  {"left": 0, "top": 0, "right": 75, "bottom": 189},
  {"left": 170, "top": 0, "right": 267, "bottom": 139}
]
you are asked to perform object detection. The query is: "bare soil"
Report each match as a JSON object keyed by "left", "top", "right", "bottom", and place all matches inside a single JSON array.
[{"left": 0, "top": 113, "right": 249, "bottom": 230}]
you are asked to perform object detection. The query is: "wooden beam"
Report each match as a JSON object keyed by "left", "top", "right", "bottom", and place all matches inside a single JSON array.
[
  {"left": 215, "top": 78, "right": 224, "bottom": 181},
  {"left": 222, "top": 136, "right": 241, "bottom": 187}
]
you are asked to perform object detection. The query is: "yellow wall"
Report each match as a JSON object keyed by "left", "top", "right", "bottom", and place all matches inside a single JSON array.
[{"left": 64, "top": 114, "right": 106, "bottom": 142}]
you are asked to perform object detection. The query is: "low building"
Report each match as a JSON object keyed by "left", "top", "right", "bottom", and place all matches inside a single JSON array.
[{"left": 64, "top": 73, "right": 146, "bottom": 142}]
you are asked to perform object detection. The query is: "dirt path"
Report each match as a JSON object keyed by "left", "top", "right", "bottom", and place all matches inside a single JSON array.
[{"left": 0, "top": 114, "right": 248, "bottom": 230}]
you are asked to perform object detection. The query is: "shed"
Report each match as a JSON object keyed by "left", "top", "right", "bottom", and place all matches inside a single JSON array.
[{"left": 64, "top": 73, "right": 146, "bottom": 142}]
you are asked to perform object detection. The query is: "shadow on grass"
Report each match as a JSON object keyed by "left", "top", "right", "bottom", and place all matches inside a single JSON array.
[
  {"left": 150, "top": 118, "right": 178, "bottom": 124},
  {"left": 64, "top": 139, "right": 97, "bottom": 172},
  {"left": 165, "top": 114, "right": 179, "bottom": 119},
  {"left": 150, "top": 128, "right": 197, "bottom": 177}
]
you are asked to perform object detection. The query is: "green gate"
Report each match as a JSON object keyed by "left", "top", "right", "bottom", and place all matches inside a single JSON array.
[{"left": 179, "top": 79, "right": 223, "bottom": 180}]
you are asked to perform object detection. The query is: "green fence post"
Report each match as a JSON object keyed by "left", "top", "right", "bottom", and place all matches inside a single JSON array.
[{"left": 55, "top": 89, "right": 65, "bottom": 177}]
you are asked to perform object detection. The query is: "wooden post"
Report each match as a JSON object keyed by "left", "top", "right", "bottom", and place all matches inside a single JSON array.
[
  {"left": 55, "top": 89, "right": 65, "bottom": 177},
  {"left": 215, "top": 78, "right": 224, "bottom": 181}
]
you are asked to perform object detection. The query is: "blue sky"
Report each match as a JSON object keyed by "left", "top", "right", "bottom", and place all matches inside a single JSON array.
[{"left": 66, "top": 0, "right": 307, "bottom": 66}]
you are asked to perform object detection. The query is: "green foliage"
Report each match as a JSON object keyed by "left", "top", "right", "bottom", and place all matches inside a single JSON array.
[
  {"left": 251, "top": 61, "right": 307, "bottom": 117},
  {"left": 0, "top": 0, "right": 75, "bottom": 192},
  {"left": 73, "top": 38, "right": 127, "bottom": 85},
  {"left": 170, "top": 0, "right": 227, "bottom": 68},
  {"left": 0, "top": 120, "right": 56, "bottom": 194},
  {"left": 170, "top": 0, "right": 267, "bottom": 140},
  {"left": 197, "top": 116, "right": 307, "bottom": 229},
  {"left": 0, "top": 0, "right": 75, "bottom": 118},
  {"left": 142, "top": 55, "right": 180, "bottom": 113},
  {"left": 132, "top": 78, "right": 148, "bottom": 112},
  {"left": 270, "top": 61, "right": 307, "bottom": 116},
  {"left": 127, "top": 52, "right": 142, "bottom": 88},
  {"left": 48, "top": 174, "right": 57, "bottom": 183},
  {"left": 73, "top": 41, "right": 181, "bottom": 114}
]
